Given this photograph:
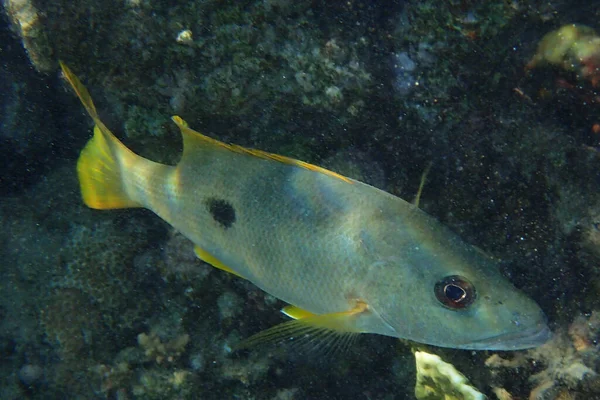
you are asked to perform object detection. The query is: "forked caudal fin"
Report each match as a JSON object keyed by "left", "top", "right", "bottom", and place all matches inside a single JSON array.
[{"left": 60, "top": 62, "right": 142, "bottom": 209}]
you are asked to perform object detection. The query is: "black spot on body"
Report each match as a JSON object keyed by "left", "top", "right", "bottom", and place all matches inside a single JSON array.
[{"left": 205, "top": 198, "right": 236, "bottom": 228}]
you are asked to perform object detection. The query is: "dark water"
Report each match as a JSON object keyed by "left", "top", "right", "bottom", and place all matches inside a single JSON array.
[{"left": 1, "top": 1, "right": 600, "bottom": 399}]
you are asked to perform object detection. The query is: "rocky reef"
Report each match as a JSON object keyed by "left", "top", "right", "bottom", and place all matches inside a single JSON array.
[{"left": 2, "top": 0, "right": 600, "bottom": 399}]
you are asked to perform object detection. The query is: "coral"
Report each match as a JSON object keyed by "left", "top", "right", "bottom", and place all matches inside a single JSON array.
[
  {"left": 414, "top": 350, "right": 485, "bottom": 400},
  {"left": 40, "top": 288, "right": 109, "bottom": 396},
  {"left": 220, "top": 353, "right": 270, "bottom": 386},
  {"left": 156, "top": 69, "right": 196, "bottom": 115},
  {"left": 137, "top": 331, "right": 190, "bottom": 364},
  {"left": 36, "top": 214, "right": 167, "bottom": 396},
  {"left": 3, "top": 0, "right": 53, "bottom": 72},
  {"left": 20, "top": 0, "right": 378, "bottom": 158},
  {"left": 52, "top": 219, "right": 156, "bottom": 332},
  {"left": 217, "top": 291, "right": 244, "bottom": 323},
  {"left": 92, "top": 358, "right": 196, "bottom": 399},
  {"left": 491, "top": 387, "right": 513, "bottom": 400},
  {"left": 159, "top": 229, "right": 212, "bottom": 282},
  {"left": 89, "top": 327, "right": 194, "bottom": 397},
  {"left": 132, "top": 368, "right": 193, "bottom": 399},
  {"left": 486, "top": 313, "right": 600, "bottom": 400},
  {"left": 41, "top": 288, "right": 105, "bottom": 361},
  {"left": 527, "top": 24, "right": 600, "bottom": 86},
  {"left": 92, "top": 361, "right": 133, "bottom": 395},
  {"left": 123, "top": 104, "right": 171, "bottom": 139},
  {"left": 566, "top": 200, "right": 600, "bottom": 274},
  {"left": 181, "top": 3, "right": 374, "bottom": 137},
  {"left": 568, "top": 312, "right": 600, "bottom": 353},
  {"left": 388, "top": 0, "right": 524, "bottom": 131}
]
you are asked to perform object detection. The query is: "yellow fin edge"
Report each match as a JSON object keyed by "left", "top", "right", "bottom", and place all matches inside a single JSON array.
[
  {"left": 235, "top": 301, "right": 368, "bottom": 350},
  {"left": 194, "top": 245, "right": 244, "bottom": 278},
  {"left": 171, "top": 116, "right": 353, "bottom": 184},
  {"left": 281, "top": 305, "right": 316, "bottom": 320}
]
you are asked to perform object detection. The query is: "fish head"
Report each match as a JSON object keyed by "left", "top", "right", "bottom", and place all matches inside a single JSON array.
[{"left": 359, "top": 209, "right": 551, "bottom": 350}]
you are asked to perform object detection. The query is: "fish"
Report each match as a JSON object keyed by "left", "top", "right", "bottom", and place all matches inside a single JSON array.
[{"left": 60, "top": 62, "right": 550, "bottom": 351}]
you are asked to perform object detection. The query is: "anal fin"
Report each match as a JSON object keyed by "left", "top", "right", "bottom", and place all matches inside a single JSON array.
[{"left": 236, "top": 301, "right": 369, "bottom": 352}]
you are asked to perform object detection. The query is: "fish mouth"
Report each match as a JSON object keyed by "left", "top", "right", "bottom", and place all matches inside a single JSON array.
[{"left": 463, "top": 322, "right": 552, "bottom": 351}]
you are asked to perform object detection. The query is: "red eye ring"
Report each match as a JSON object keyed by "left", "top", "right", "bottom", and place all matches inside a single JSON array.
[{"left": 434, "top": 275, "right": 476, "bottom": 310}]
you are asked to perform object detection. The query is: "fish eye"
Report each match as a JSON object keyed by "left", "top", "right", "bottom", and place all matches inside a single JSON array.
[{"left": 434, "top": 275, "right": 476, "bottom": 310}]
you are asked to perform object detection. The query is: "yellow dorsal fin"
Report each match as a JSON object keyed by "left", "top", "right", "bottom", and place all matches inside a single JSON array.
[
  {"left": 228, "top": 147, "right": 354, "bottom": 184},
  {"left": 281, "top": 305, "right": 317, "bottom": 320},
  {"left": 194, "top": 245, "right": 244, "bottom": 278},
  {"left": 171, "top": 116, "right": 240, "bottom": 157},
  {"left": 235, "top": 300, "right": 368, "bottom": 351},
  {"left": 413, "top": 162, "right": 433, "bottom": 208},
  {"left": 171, "top": 116, "right": 353, "bottom": 184}
]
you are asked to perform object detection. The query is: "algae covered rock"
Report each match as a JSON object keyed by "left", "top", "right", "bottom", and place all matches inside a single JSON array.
[
  {"left": 415, "top": 350, "right": 486, "bottom": 400},
  {"left": 4, "top": 0, "right": 52, "bottom": 72}
]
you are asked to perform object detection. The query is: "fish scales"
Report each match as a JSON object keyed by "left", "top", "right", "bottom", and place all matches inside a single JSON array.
[
  {"left": 166, "top": 146, "right": 366, "bottom": 314},
  {"left": 61, "top": 62, "right": 551, "bottom": 350}
]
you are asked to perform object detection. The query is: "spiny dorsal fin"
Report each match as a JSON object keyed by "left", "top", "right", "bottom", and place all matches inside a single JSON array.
[
  {"left": 413, "top": 162, "right": 433, "bottom": 208},
  {"left": 171, "top": 116, "right": 353, "bottom": 184}
]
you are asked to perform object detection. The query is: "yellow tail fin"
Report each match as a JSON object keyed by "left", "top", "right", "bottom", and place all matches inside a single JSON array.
[
  {"left": 60, "top": 61, "right": 141, "bottom": 209},
  {"left": 76, "top": 125, "right": 141, "bottom": 209}
]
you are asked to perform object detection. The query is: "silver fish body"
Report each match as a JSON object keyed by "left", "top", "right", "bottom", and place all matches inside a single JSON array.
[{"left": 61, "top": 62, "right": 550, "bottom": 350}]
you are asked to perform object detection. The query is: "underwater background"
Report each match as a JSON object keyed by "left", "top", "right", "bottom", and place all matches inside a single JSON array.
[{"left": 1, "top": 0, "right": 600, "bottom": 398}]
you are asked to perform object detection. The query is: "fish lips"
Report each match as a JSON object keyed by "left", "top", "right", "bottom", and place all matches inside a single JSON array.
[{"left": 463, "top": 321, "right": 552, "bottom": 351}]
